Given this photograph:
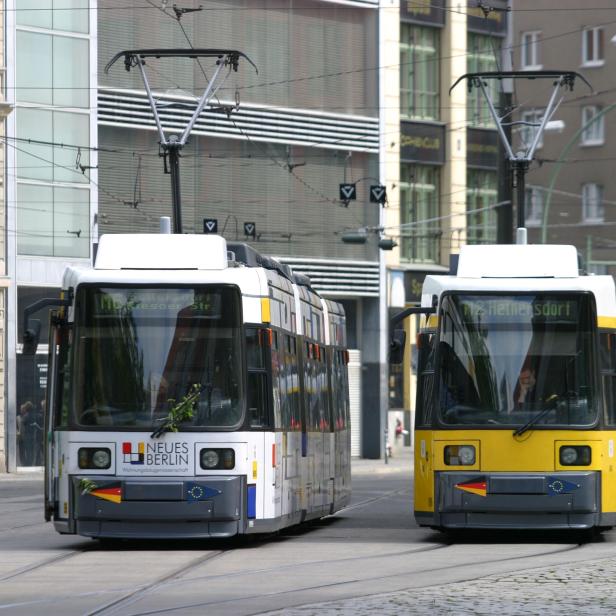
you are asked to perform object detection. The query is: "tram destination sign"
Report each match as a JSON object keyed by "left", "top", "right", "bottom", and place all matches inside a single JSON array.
[
  {"left": 459, "top": 297, "right": 580, "bottom": 323},
  {"left": 92, "top": 289, "right": 222, "bottom": 318}
]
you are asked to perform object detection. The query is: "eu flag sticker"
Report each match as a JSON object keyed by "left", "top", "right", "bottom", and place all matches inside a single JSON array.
[
  {"left": 546, "top": 477, "right": 580, "bottom": 496},
  {"left": 185, "top": 482, "right": 221, "bottom": 502}
]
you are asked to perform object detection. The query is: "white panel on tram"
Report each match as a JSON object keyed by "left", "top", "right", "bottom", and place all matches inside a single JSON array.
[{"left": 349, "top": 349, "right": 362, "bottom": 458}]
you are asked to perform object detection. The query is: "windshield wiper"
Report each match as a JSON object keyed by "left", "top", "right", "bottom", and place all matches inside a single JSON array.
[
  {"left": 513, "top": 394, "right": 559, "bottom": 437},
  {"left": 151, "top": 415, "right": 174, "bottom": 439}
]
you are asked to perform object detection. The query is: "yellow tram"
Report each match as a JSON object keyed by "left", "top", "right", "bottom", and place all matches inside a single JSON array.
[{"left": 412, "top": 244, "right": 616, "bottom": 530}]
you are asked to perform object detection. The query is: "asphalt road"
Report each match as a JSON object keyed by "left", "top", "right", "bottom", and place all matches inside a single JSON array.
[{"left": 2, "top": 455, "right": 616, "bottom": 615}]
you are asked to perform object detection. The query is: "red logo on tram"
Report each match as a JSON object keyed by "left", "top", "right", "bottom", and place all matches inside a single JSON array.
[{"left": 122, "top": 442, "right": 145, "bottom": 465}]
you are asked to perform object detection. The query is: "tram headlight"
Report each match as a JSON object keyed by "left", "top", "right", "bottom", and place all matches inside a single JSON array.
[
  {"left": 201, "top": 449, "right": 220, "bottom": 468},
  {"left": 92, "top": 449, "right": 112, "bottom": 469},
  {"left": 78, "top": 447, "right": 112, "bottom": 470},
  {"left": 559, "top": 445, "right": 591, "bottom": 466},
  {"left": 444, "top": 445, "right": 476, "bottom": 466},
  {"left": 200, "top": 448, "right": 235, "bottom": 470}
]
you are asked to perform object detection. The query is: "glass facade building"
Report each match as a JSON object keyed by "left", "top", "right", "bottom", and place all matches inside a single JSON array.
[
  {"left": 4, "top": 0, "right": 385, "bottom": 467},
  {"left": 7, "top": 0, "right": 97, "bottom": 468}
]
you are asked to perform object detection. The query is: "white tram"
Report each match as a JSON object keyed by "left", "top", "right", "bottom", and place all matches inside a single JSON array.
[{"left": 36, "top": 234, "right": 351, "bottom": 539}]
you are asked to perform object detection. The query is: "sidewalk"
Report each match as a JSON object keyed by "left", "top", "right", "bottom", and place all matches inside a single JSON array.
[
  {"left": 0, "top": 469, "right": 43, "bottom": 481},
  {"left": 351, "top": 445, "right": 413, "bottom": 476}
]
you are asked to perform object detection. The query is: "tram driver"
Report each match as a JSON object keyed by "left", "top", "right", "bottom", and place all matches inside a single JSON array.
[{"left": 514, "top": 365, "right": 537, "bottom": 410}]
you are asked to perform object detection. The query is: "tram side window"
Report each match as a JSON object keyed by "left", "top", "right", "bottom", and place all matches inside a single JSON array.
[
  {"left": 318, "top": 346, "right": 331, "bottom": 431},
  {"left": 600, "top": 332, "right": 616, "bottom": 425},
  {"left": 415, "top": 331, "right": 436, "bottom": 427},
  {"left": 327, "top": 349, "right": 337, "bottom": 430},
  {"left": 246, "top": 327, "right": 271, "bottom": 428},
  {"left": 246, "top": 328, "right": 265, "bottom": 369},
  {"left": 343, "top": 353, "right": 351, "bottom": 429},
  {"left": 303, "top": 343, "right": 318, "bottom": 431},
  {"left": 270, "top": 331, "right": 283, "bottom": 428},
  {"left": 332, "top": 350, "right": 346, "bottom": 430},
  {"left": 56, "top": 323, "right": 72, "bottom": 428},
  {"left": 283, "top": 335, "right": 301, "bottom": 431},
  {"left": 247, "top": 372, "right": 268, "bottom": 428}
]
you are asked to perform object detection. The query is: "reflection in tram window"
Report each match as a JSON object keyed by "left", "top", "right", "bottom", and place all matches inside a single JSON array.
[
  {"left": 438, "top": 294, "right": 597, "bottom": 428},
  {"left": 71, "top": 286, "right": 244, "bottom": 429}
]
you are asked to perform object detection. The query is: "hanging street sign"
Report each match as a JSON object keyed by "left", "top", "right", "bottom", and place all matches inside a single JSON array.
[
  {"left": 244, "top": 222, "right": 256, "bottom": 239},
  {"left": 203, "top": 218, "right": 218, "bottom": 234},
  {"left": 370, "top": 185, "right": 387, "bottom": 204},
  {"left": 339, "top": 183, "right": 357, "bottom": 202}
]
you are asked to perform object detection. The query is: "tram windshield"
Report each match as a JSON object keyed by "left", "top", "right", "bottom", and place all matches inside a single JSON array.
[
  {"left": 437, "top": 293, "right": 597, "bottom": 428},
  {"left": 67, "top": 285, "right": 244, "bottom": 429}
]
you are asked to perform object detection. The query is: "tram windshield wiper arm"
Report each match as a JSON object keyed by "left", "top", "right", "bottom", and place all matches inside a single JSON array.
[
  {"left": 513, "top": 394, "right": 559, "bottom": 437},
  {"left": 151, "top": 416, "right": 173, "bottom": 439}
]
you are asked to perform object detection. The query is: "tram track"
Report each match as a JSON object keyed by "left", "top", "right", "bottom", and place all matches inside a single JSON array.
[
  {"left": 0, "top": 549, "right": 85, "bottom": 583},
  {"left": 113, "top": 533, "right": 582, "bottom": 600},
  {"left": 0, "top": 488, "right": 409, "bottom": 591},
  {"left": 330, "top": 487, "right": 411, "bottom": 516},
  {"left": 0, "top": 486, "right": 602, "bottom": 615},
  {"left": 116, "top": 542, "right": 588, "bottom": 616},
  {"left": 0, "top": 521, "right": 47, "bottom": 535},
  {"left": 0, "top": 536, "right": 589, "bottom": 615},
  {"left": 84, "top": 550, "right": 228, "bottom": 616}
]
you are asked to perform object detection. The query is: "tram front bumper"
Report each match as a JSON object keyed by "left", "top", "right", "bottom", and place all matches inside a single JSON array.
[
  {"left": 424, "top": 471, "right": 600, "bottom": 530},
  {"left": 70, "top": 475, "right": 246, "bottom": 539}
]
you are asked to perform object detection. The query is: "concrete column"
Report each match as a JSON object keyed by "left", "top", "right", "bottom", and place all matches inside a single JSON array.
[
  {"left": 382, "top": 0, "right": 401, "bottom": 267},
  {"left": 440, "top": 4, "right": 467, "bottom": 263}
]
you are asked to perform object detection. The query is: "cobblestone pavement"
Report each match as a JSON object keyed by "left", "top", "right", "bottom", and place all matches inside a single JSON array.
[{"left": 261, "top": 556, "right": 616, "bottom": 615}]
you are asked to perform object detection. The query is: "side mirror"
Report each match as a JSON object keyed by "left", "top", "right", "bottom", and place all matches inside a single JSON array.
[
  {"left": 389, "top": 329, "right": 406, "bottom": 364},
  {"left": 22, "top": 294, "right": 73, "bottom": 356},
  {"left": 23, "top": 320, "right": 41, "bottom": 355}
]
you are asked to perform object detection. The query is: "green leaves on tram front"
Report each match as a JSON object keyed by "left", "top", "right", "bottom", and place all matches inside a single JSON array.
[{"left": 150, "top": 384, "right": 201, "bottom": 439}]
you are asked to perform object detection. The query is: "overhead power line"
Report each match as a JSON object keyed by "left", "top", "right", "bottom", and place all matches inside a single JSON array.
[{"left": 6, "top": 3, "right": 616, "bottom": 11}]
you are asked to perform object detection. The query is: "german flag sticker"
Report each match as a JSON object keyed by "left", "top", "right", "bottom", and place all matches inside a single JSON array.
[
  {"left": 91, "top": 483, "right": 122, "bottom": 504},
  {"left": 455, "top": 478, "right": 487, "bottom": 497}
]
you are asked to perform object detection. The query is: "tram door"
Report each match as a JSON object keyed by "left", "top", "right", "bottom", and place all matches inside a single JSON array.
[
  {"left": 44, "top": 314, "right": 64, "bottom": 521},
  {"left": 414, "top": 331, "right": 436, "bottom": 513}
]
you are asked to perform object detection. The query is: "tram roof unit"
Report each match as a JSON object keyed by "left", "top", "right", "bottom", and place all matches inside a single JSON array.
[
  {"left": 63, "top": 235, "right": 271, "bottom": 320},
  {"left": 420, "top": 244, "right": 616, "bottom": 319},
  {"left": 61, "top": 234, "right": 338, "bottom": 335}
]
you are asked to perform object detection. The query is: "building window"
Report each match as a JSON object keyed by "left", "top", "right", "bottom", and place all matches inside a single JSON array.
[
  {"left": 520, "top": 109, "right": 544, "bottom": 150},
  {"left": 400, "top": 24, "right": 440, "bottom": 121},
  {"left": 466, "top": 170, "right": 497, "bottom": 244},
  {"left": 467, "top": 34, "right": 498, "bottom": 128},
  {"left": 581, "top": 106, "right": 604, "bottom": 145},
  {"left": 17, "top": 108, "right": 90, "bottom": 184},
  {"left": 400, "top": 164, "right": 440, "bottom": 264},
  {"left": 521, "top": 31, "right": 541, "bottom": 69},
  {"left": 16, "top": 0, "right": 89, "bottom": 34},
  {"left": 16, "top": 31, "right": 89, "bottom": 108},
  {"left": 525, "top": 186, "right": 544, "bottom": 227},
  {"left": 16, "top": 183, "right": 90, "bottom": 258},
  {"left": 582, "top": 27, "right": 604, "bottom": 66},
  {"left": 582, "top": 183, "right": 604, "bottom": 223},
  {"left": 15, "top": 5, "right": 92, "bottom": 259}
]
